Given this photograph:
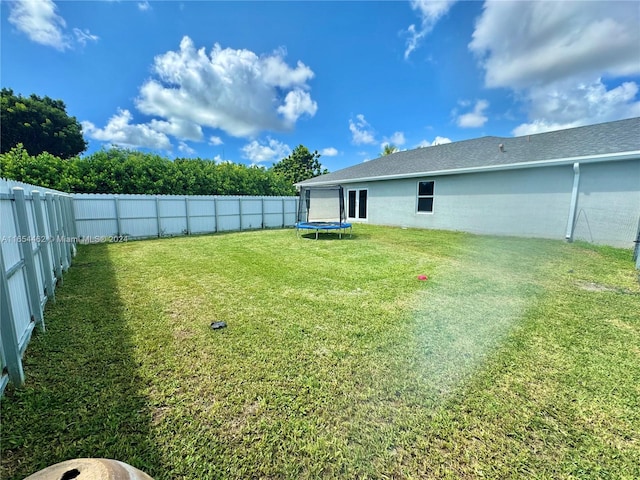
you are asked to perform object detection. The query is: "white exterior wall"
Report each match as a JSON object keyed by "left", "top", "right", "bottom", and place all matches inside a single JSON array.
[
  {"left": 573, "top": 160, "right": 640, "bottom": 247},
  {"left": 346, "top": 159, "right": 640, "bottom": 248}
]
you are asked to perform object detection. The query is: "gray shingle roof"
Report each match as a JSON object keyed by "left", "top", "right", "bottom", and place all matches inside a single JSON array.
[{"left": 299, "top": 117, "right": 640, "bottom": 186}]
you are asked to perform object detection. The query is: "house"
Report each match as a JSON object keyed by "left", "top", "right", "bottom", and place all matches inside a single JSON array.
[{"left": 297, "top": 117, "right": 640, "bottom": 251}]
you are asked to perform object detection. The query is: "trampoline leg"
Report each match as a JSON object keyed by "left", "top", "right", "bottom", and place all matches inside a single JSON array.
[{"left": 316, "top": 230, "right": 319, "bottom": 240}]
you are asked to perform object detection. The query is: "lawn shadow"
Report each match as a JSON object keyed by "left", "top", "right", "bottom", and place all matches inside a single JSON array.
[
  {"left": 299, "top": 232, "right": 352, "bottom": 241},
  {"left": 0, "top": 243, "right": 161, "bottom": 480}
]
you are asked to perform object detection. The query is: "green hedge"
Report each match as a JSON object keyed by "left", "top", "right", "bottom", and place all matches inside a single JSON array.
[{"left": 0, "top": 145, "right": 295, "bottom": 196}]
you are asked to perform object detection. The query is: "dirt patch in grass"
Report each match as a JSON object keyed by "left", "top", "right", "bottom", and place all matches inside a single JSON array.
[
  {"left": 224, "top": 401, "right": 262, "bottom": 439},
  {"left": 577, "top": 281, "right": 639, "bottom": 295},
  {"left": 607, "top": 318, "right": 637, "bottom": 334},
  {"left": 172, "top": 329, "right": 195, "bottom": 341}
]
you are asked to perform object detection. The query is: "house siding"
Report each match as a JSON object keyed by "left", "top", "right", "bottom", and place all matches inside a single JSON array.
[
  {"left": 573, "top": 159, "right": 640, "bottom": 247},
  {"left": 345, "top": 158, "right": 640, "bottom": 248}
]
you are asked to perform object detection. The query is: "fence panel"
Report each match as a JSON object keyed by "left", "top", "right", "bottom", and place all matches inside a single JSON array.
[
  {"left": 186, "top": 198, "right": 216, "bottom": 234},
  {"left": 73, "top": 195, "right": 118, "bottom": 237},
  {"left": 0, "top": 179, "right": 74, "bottom": 396},
  {"left": 73, "top": 194, "right": 298, "bottom": 240},
  {"left": 158, "top": 197, "right": 188, "bottom": 236}
]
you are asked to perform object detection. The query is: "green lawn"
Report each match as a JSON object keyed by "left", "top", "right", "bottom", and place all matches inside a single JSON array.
[{"left": 2, "top": 225, "right": 639, "bottom": 479}]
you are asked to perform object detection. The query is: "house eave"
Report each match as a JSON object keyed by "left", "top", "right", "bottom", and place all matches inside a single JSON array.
[{"left": 299, "top": 150, "right": 640, "bottom": 186}]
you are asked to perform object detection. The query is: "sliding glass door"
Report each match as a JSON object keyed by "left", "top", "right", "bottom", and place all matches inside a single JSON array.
[{"left": 347, "top": 189, "right": 367, "bottom": 220}]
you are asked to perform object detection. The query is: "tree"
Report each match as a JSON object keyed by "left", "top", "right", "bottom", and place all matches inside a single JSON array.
[
  {"left": 271, "top": 145, "right": 328, "bottom": 190},
  {"left": 1, "top": 88, "right": 87, "bottom": 159},
  {"left": 381, "top": 144, "right": 399, "bottom": 156}
]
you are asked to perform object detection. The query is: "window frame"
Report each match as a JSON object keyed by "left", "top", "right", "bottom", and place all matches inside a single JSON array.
[
  {"left": 347, "top": 188, "right": 368, "bottom": 220},
  {"left": 416, "top": 180, "right": 435, "bottom": 214}
]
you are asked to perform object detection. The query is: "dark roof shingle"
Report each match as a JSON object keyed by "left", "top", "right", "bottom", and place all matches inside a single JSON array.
[{"left": 299, "top": 117, "right": 640, "bottom": 186}]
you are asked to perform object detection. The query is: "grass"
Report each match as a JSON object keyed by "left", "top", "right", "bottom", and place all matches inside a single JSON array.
[{"left": 2, "top": 225, "right": 639, "bottom": 479}]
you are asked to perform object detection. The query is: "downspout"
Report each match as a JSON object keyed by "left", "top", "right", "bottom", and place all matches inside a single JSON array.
[
  {"left": 634, "top": 216, "right": 640, "bottom": 270},
  {"left": 565, "top": 162, "right": 580, "bottom": 242}
]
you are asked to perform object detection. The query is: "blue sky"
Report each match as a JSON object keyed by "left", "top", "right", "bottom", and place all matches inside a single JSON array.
[{"left": 2, "top": 1, "right": 639, "bottom": 172}]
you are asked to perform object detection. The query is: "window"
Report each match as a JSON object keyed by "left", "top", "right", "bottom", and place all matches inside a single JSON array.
[
  {"left": 348, "top": 190, "right": 356, "bottom": 218},
  {"left": 358, "top": 190, "right": 367, "bottom": 219},
  {"left": 417, "top": 181, "right": 434, "bottom": 213},
  {"left": 347, "top": 189, "right": 367, "bottom": 220}
]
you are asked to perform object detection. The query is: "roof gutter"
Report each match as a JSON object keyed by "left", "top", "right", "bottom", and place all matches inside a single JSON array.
[{"left": 298, "top": 150, "right": 640, "bottom": 187}]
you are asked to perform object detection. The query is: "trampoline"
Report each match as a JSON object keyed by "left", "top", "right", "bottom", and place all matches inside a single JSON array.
[
  {"left": 296, "top": 221, "right": 352, "bottom": 239},
  {"left": 296, "top": 185, "right": 352, "bottom": 239}
]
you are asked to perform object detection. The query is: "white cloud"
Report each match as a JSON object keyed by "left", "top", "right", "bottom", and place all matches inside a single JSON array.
[
  {"left": 261, "top": 52, "right": 315, "bottom": 87},
  {"left": 136, "top": 36, "right": 317, "bottom": 138},
  {"left": 8, "top": 0, "right": 98, "bottom": 50},
  {"left": 8, "top": 0, "right": 69, "bottom": 50},
  {"left": 470, "top": 1, "right": 640, "bottom": 135},
  {"left": 277, "top": 89, "right": 318, "bottom": 124},
  {"left": 405, "top": 0, "right": 458, "bottom": 59},
  {"left": 456, "top": 99, "right": 489, "bottom": 128},
  {"left": 469, "top": 1, "right": 640, "bottom": 89},
  {"left": 321, "top": 147, "right": 338, "bottom": 156},
  {"left": 381, "top": 131, "right": 406, "bottom": 148},
  {"left": 416, "top": 136, "right": 452, "bottom": 148},
  {"left": 431, "top": 136, "right": 452, "bottom": 146},
  {"left": 512, "top": 79, "right": 640, "bottom": 136},
  {"left": 178, "top": 142, "right": 196, "bottom": 156},
  {"left": 82, "top": 109, "right": 171, "bottom": 150},
  {"left": 212, "top": 154, "right": 233, "bottom": 163},
  {"left": 138, "top": 1, "right": 151, "bottom": 11},
  {"left": 73, "top": 28, "right": 99, "bottom": 47},
  {"left": 209, "top": 136, "right": 223, "bottom": 146},
  {"left": 148, "top": 118, "right": 203, "bottom": 141},
  {"left": 241, "top": 138, "right": 291, "bottom": 164},
  {"left": 349, "top": 114, "right": 376, "bottom": 145}
]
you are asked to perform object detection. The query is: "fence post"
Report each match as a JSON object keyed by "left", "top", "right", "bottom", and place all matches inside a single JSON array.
[
  {"left": 238, "top": 197, "right": 243, "bottom": 231},
  {"left": 60, "top": 196, "right": 74, "bottom": 258},
  {"left": 68, "top": 195, "right": 78, "bottom": 239},
  {"left": 114, "top": 195, "right": 122, "bottom": 236},
  {"left": 282, "top": 198, "right": 286, "bottom": 228},
  {"left": 155, "top": 196, "right": 161, "bottom": 237},
  {"left": 45, "top": 193, "right": 63, "bottom": 281},
  {"left": 32, "top": 191, "right": 55, "bottom": 302},
  {"left": 0, "top": 247, "right": 25, "bottom": 387},
  {"left": 54, "top": 196, "right": 70, "bottom": 271},
  {"left": 185, "top": 197, "right": 191, "bottom": 234},
  {"left": 214, "top": 197, "right": 218, "bottom": 232},
  {"left": 59, "top": 196, "right": 70, "bottom": 262},
  {"left": 261, "top": 197, "right": 265, "bottom": 229},
  {"left": 64, "top": 196, "right": 77, "bottom": 256},
  {"left": 12, "top": 187, "right": 44, "bottom": 329}
]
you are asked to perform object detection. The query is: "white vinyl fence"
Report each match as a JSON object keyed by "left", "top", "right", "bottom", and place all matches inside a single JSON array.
[
  {"left": 1, "top": 179, "right": 76, "bottom": 396},
  {"left": 1, "top": 189, "right": 297, "bottom": 394},
  {"left": 73, "top": 194, "right": 298, "bottom": 240}
]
